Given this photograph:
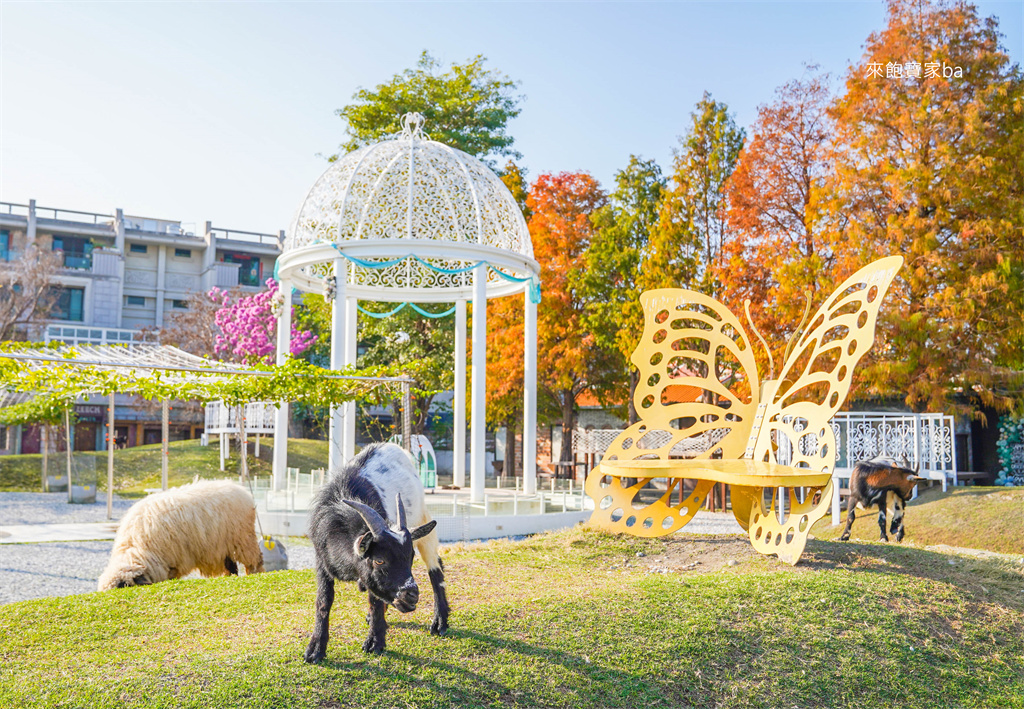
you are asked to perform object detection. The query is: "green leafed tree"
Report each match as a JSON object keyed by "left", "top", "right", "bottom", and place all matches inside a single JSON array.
[
  {"left": 579, "top": 156, "right": 666, "bottom": 422},
  {"left": 650, "top": 92, "right": 745, "bottom": 296},
  {"left": 334, "top": 51, "right": 523, "bottom": 164}
]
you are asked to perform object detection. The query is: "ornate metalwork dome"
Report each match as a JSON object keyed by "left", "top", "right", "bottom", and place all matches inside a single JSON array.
[{"left": 278, "top": 113, "right": 538, "bottom": 302}]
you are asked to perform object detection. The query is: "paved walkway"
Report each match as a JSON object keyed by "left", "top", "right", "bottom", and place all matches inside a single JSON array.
[{"left": 1, "top": 522, "right": 120, "bottom": 544}]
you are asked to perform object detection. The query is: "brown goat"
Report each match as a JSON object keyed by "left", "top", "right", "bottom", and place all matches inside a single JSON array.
[{"left": 839, "top": 460, "right": 925, "bottom": 543}]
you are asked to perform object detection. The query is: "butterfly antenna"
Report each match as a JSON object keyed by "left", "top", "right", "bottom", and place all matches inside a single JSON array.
[
  {"left": 744, "top": 299, "right": 774, "bottom": 380},
  {"left": 782, "top": 291, "right": 813, "bottom": 366}
]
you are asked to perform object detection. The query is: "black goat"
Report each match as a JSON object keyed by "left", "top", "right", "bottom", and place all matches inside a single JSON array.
[
  {"left": 840, "top": 460, "right": 925, "bottom": 543},
  {"left": 304, "top": 443, "right": 450, "bottom": 661}
]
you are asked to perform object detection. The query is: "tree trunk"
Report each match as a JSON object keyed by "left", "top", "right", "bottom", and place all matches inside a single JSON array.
[
  {"left": 559, "top": 393, "right": 575, "bottom": 465},
  {"left": 628, "top": 369, "right": 640, "bottom": 424},
  {"left": 504, "top": 418, "right": 517, "bottom": 477}
]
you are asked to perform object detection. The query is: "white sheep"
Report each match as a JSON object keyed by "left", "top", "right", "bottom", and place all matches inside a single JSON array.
[{"left": 98, "top": 479, "right": 264, "bottom": 591}]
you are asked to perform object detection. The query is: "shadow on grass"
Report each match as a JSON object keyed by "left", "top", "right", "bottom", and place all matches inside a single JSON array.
[
  {"left": 316, "top": 625, "right": 665, "bottom": 708},
  {"left": 799, "top": 539, "right": 1024, "bottom": 610}
]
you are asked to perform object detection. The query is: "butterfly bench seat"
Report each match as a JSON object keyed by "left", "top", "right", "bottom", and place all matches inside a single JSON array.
[{"left": 590, "top": 459, "right": 833, "bottom": 565}]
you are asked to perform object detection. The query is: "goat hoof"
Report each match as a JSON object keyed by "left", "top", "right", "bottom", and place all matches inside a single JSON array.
[
  {"left": 838, "top": 534, "right": 850, "bottom": 542},
  {"left": 303, "top": 646, "right": 326, "bottom": 664},
  {"left": 362, "top": 635, "right": 386, "bottom": 655},
  {"left": 430, "top": 616, "right": 449, "bottom": 636}
]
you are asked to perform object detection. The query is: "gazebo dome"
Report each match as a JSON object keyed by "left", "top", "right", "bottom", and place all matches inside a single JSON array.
[{"left": 279, "top": 113, "right": 537, "bottom": 303}]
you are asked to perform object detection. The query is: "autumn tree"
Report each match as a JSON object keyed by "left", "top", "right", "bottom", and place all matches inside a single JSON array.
[
  {"left": 528, "top": 171, "right": 616, "bottom": 463},
  {"left": 483, "top": 161, "right": 533, "bottom": 475},
  {"left": 579, "top": 156, "right": 666, "bottom": 422},
  {"left": 650, "top": 93, "right": 745, "bottom": 296},
  {"left": 822, "top": 0, "right": 1024, "bottom": 415},
  {"left": 0, "top": 245, "right": 61, "bottom": 341},
  {"left": 716, "top": 70, "right": 837, "bottom": 363},
  {"left": 157, "top": 288, "right": 234, "bottom": 359},
  {"left": 334, "top": 51, "right": 522, "bottom": 164}
]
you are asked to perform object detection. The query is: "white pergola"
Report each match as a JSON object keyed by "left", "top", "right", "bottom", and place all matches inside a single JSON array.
[{"left": 275, "top": 113, "right": 540, "bottom": 501}]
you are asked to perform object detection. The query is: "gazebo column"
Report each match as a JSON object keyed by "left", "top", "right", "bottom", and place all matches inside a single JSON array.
[
  {"left": 523, "top": 291, "right": 538, "bottom": 495},
  {"left": 343, "top": 295, "right": 357, "bottom": 460},
  {"left": 273, "top": 278, "right": 292, "bottom": 491},
  {"left": 453, "top": 299, "right": 467, "bottom": 488},
  {"left": 470, "top": 267, "right": 487, "bottom": 503},
  {"left": 329, "top": 259, "right": 347, "bottom": 472}
]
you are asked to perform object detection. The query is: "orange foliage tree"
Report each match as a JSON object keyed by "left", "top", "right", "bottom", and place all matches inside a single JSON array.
[
  {"left": 820, "top": 0, "right": 1024, "bottom": 416},
  {"left": 527, "top": 171, "right": 616, "bottom": 464},
  {"left": 716, "top": 70, "right": 837, "bottom": 369},
  {"left": 484, "top": 162, "right": 532, "bottom": 475}
]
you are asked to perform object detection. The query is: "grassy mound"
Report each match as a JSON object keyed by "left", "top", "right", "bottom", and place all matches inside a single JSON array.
[
  {"left": 1, "top": 528, "right": 1021, "bottom": 708},
  {"left": 0, "top": 438, "right": 329, "bottom": 498},
  {"left": 813, "top": 486, "right": 1024, "bottom": 555}
]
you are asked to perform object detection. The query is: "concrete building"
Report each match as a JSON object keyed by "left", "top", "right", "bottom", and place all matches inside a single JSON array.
[
  {"left": 0, "top": 199, "right": 282, "bottom": 343},
  {"left": 0, "top": 199, "right": 282, "bottom": 453}
]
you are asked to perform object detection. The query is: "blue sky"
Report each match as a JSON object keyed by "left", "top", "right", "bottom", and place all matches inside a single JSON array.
[{"left": 2, "top": 1, "right": 1021, "bottom": 234}]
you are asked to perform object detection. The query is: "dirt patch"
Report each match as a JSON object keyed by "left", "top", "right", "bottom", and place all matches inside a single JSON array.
[{"left": 622, "top": 534, "right": 783, "bottom": 576}]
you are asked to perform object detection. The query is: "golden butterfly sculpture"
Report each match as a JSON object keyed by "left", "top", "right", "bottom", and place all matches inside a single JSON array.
[{"left": 585, "top": 256, "right": 903, "bottom": 564}]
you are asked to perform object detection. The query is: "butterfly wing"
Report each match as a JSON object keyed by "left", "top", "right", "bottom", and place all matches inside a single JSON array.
[
  {"left": 586, "top": 288, "right": 761, "bottom": 535},
  {"left": 751, "top": 256, "right": 904, "bottom": 471}
]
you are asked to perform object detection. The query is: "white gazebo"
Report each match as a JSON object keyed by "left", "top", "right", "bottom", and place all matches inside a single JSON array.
[{"left": 274, "top": 113, "right": 540, "bottom": 501}]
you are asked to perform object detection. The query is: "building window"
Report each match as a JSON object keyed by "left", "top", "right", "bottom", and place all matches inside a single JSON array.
[
  {"left": 52, "top": 235, "right": 92, "bottom": 269},
  {"left": 0, "top": 230, "right": 9, "bottom": 261},
  {"left": 126, "top": 295, "right": 146, "bottom": 307},
  {"left": 174, "top": 248, "right": 191, "bottom": 258},
  {"left": 172, "top": 299, "right": 188, "bottom": 309},
  {"left": 51, "top": 287, "right": 85, "bottom": 321},
  {"left": 129, "top": 243, "right": 148, "bottom": 254},
  {"left": 222, "top": 253, "right": 262, "bottom": 287}
]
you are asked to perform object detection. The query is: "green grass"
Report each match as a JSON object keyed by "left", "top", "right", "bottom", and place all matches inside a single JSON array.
[
  {"left": 813, "top": 486, "right": 1024, "bottom": 555},
  {"left": 0, "top": 438, "right": 329, "bottom": 498},
  {"left": 1, "top": 528, "right": 1022, "bottom": 709}
]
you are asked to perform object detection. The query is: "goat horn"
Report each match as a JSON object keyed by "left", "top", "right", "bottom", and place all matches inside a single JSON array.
[
  {"left": 395, "top": 494, "right": 408, "bottom": 530},
  {"left": 343, "top": 499, "right": 388, "bottom": 538}
]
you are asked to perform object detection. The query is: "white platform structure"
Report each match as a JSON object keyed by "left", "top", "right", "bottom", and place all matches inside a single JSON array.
[{"left": 275, "top": 113, "right": 541, "bottom": 502}]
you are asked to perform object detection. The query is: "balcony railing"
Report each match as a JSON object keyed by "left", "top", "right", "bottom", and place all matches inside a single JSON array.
[
  {"left": 0, "top": 202, "right": 31, "bottom": 218},
  {"left": 36, "top": 205, "right": 114, "bottom": 227},
  {"left": 211, "top": 226, "right": 281, "bottom": 248}
]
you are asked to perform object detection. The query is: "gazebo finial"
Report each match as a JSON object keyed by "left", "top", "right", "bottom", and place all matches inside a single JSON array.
[{"left": 399, "top": 112, "right": 427, "bottom": 140}]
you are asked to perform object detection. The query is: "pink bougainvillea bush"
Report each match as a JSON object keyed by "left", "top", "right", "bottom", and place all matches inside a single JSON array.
[{"left": 214, "top": 278, "right": 317, "bottom": 363}]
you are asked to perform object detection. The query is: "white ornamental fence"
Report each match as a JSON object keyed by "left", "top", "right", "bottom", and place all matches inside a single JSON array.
[
  {"left": 573, "top": 411, "right": 958, "bottom": 525},
  {"left": 203, "top": 400, "right": 278, "bottom": 471}
]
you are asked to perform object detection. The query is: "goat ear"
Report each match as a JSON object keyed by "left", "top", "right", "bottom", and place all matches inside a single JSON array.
[
  {"left": 410, "top": 520, "right": 437, "bottom": 541},
  {"left": 355, "top": 532, "right": 374, "bottom": 558}
]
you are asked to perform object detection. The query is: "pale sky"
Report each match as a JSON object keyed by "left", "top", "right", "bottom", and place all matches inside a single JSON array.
[{"left": 2, "top": 1, "right": 1021, "bottom": 235}]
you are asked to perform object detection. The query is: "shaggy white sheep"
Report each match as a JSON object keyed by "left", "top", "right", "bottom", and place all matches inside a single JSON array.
[{"left": 98, "top": 479, "right": 264, "bottom": 590}]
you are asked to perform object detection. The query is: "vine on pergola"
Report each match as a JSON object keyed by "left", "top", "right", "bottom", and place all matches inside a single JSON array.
[{"left": 0, "top": 345, "right": 431, "bottom": 427}]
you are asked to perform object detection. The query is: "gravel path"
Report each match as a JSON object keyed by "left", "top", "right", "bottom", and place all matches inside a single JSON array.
[
  {"left": 0, "top": 492, "right": 743, "bottom": 606},
  {"left": 0, "top": 491, "right": 136, "bottom": 525},
  {"left": 0, "top": 492, "right": 317, "bottom": 605}
]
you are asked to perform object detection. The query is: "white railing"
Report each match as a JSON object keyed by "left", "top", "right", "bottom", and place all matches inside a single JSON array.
[
  {"left": 45, "top": 325, "right": 151, "bottom": 346},
  {"left": 204, "top": 400, "right": 277, "bottom": 435},
  {"left": 572, "top": 412, "right": 959, "bottom": 525},
  {"left": 828, "top": 411, "right": 956, "bottom": 523}
]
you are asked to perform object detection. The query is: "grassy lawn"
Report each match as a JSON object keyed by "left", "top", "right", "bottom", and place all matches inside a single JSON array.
[
  {"left": 1, "top": 527, "right": 1022, "bottom": 709},
  {"left": 0, "top": 438, "right": 329, "bottom": 498},
  {"left": 813, "top": 486, "right": 1024, "bottom": 555}
]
